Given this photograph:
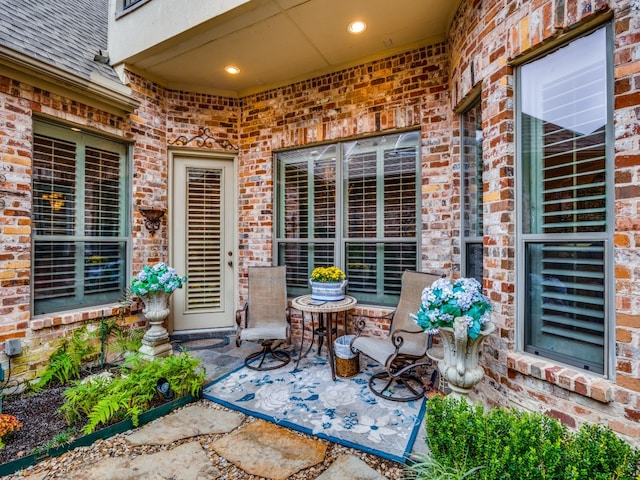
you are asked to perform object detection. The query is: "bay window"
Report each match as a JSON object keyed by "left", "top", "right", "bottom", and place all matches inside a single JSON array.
[
  {"left": 32, "top": 121, "right": 130, "bottom": 315},
  {"left": 275, "top": 131, "right": 420, "bottom": 305},
  {"left": 518, "top": 26, "right": 612, "bottom": 374}
]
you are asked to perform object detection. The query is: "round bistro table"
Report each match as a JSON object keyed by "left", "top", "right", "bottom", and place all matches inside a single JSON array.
[{"left": 291, "top": 294, "right": 358, "bottom": 381}]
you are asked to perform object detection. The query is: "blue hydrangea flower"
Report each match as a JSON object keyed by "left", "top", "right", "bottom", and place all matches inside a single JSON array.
[{"left": 411, "top": 277, "right": 492, "bottom": 339}]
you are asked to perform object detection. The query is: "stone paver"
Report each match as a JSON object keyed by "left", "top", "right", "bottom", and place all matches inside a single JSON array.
[
  {"left": 212, "top": 419, "right": 327, "bottom": 480},
  {"left": 61, "top": 441, "right": 217, "bottom": 480},
  {"left": 125, "top": 404, "right": 243, "bottom": 445},
  {"left": 316, "top": 454, "right": 389, "bottom": 480}
]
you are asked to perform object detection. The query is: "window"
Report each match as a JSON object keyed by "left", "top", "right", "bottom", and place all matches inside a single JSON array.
[
  {"left": 518, "top": 26, "right": 611, "bottom": 374},
  {"left": 275, "top": 131, "right": 420, "bottom": 305},
  {"left": 461, "top": 98, "right": 484, "bottom": 283},
  {"left": 32, "top": 121, "right": 130, "bottom": 315},
  {"left": 122, "top": 0, "right": 145, "bottom": 10}
]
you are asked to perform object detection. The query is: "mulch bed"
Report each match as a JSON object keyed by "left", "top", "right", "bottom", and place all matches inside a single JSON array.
[
  {"left": 1, "top": 385, "right": 74, "bottom": 464},
  {"left": 0, "top": 367, "right": 165, "bottom": 466}
]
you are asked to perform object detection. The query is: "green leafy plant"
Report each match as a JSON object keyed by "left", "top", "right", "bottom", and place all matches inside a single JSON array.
[
  {"left": 31, "top": 327, "right": 98, "bottom": 392},
  {"left": 96, "top": 314, "right": 144, "bottom": 362},
  {"left": 422, "top": 396, "right": 640, "bottom": 480},
  {"left": 407, "top": 455, "right": 484, "bottom": 480},
  {"left": 113, "top": 326, "right": 144, "bottom": 354},
  {"left": 564, "top": 423, "right": 640, "bottom": 480},
  {"left": 31, "top": 427, "right": 78, "bottom": 455},
  {"left": 60, "top": 352, "right": 206, "bottom": 434},
  {"left": 31, "top": 294, "right": 143, "bottom": 392}
]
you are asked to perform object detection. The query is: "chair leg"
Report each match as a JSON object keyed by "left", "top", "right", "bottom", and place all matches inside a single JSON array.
[
  {"left": 245, "top": 340, "right": 291, "bottom": 371},
  {"left": 367, "top": 360, "right": 432, "bottom": 402}
]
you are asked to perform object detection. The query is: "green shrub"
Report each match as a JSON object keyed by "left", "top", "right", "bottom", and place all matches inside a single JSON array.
[
  {"left": 421, "top": 396, "right": 640, "bottom": 480},
  {"left": 59, "top": 351, "right": 206, "bottom": 434},
  {"left": 564, "top": 423, "right": 640, "bottom": 480}
]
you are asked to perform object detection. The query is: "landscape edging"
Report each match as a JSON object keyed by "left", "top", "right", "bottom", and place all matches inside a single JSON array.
[{"left": 0, "top": 394, "right": 197, "bottom": 477}]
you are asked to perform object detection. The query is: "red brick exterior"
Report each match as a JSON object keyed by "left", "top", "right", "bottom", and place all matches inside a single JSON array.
[
  {"left": 0, "top": 0, "right": 638, "bottom": 444},
  {"left": 448, "top": 0, "right": 640, "bottom": 443}
]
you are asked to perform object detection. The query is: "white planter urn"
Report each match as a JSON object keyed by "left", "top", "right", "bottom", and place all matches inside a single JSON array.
[
  {"left": 427, "top": 317, "right": 495, "bottom": 398},
  {"left": 139, "top": 291, "right": 173, "bottom": 359}
]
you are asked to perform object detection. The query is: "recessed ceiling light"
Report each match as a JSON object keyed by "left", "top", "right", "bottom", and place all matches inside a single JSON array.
[
  {"left": 224, "top": 65, "right": 240, "bottom": 75},
  {"left": 347, "top": 20, "right": 367, "bottom": 34}
]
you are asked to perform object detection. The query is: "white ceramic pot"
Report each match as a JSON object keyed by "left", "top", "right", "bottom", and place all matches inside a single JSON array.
[{"left": 309, "top": 279, "right": 347, "bottom": 301}]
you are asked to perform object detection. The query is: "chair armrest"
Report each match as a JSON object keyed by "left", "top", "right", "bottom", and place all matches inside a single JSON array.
[
  {"left": 235, "top": 302, "right": 248, "bottom": 347},
  {"left": 390, "top": 327, "right": 424, "bottom": 349},
  {"left": 236, "top": 302, "right": 248, "bottom": 327}
]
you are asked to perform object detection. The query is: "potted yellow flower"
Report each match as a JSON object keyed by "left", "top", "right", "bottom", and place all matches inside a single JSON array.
[{"left": 309, "top": 266, "right": 347, "bottom": 301}]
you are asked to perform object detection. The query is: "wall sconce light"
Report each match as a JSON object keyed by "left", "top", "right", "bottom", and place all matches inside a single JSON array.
[{"left": 139, "top": 208, "right": 165, "bottom": 235}]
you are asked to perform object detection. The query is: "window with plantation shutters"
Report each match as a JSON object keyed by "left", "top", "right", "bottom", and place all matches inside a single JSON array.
[
  {"left": 518, "top": 26, "right": 611, "bottom": 374},
  {"left": 275, "top": 131, "right": 419, "bottom": 305},
  {"left": 277, "top": 145, "right": 337, "bottom": 293},
  {"left": 32, "top": 121, "right": 129, "bottom": 315}
]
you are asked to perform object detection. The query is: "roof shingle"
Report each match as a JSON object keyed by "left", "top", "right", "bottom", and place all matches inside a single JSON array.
[{"left": 0, "top": 0, "right": 121, "bottom": 84}]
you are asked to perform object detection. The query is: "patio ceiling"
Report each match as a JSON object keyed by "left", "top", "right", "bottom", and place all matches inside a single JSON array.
[{"left": 120, "top": 0, "right": 460, "bottom": 97}]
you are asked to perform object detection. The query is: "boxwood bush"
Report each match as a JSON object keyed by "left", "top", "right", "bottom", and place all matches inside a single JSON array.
[{"left": 416, "top": 396, "right": 640, "bottom": 480}]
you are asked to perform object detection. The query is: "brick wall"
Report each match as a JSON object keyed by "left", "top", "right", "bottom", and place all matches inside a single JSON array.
[
  {"left": 232, "top": 45, "right": 452, "bottom": 305},
  {"left": 0, "top": 0, "right": 638, "bottom": 445},
  {"left": 0, "top": 75, "right": 142, "bottom": 383},
  {"left": 449, "top": 0, "right": 640, "bottom": 443}
]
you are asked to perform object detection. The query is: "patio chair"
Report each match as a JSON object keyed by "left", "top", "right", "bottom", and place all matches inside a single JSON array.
[
  {"left": 235, "top": 266, "right": 291, "bottom": 370},
  {"left": 351, "top": 270, "right": 441, "bottom": 401}
]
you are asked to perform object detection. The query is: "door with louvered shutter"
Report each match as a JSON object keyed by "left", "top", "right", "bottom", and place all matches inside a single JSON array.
[{"left": 171, "top": 155, "right": 236, "bottom": 331}]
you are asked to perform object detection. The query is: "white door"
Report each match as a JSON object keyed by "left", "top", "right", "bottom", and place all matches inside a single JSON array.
[{"left": 171, "top": 154, "right": 236, "bottom": 331}]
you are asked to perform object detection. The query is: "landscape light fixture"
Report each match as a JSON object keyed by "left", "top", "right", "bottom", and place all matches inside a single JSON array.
[{"left": 156, "top": 378, "right": 174, "bottom": 400}]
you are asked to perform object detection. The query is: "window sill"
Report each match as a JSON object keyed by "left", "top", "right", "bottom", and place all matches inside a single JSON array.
[
  {"left": 507, "top": 352, "right": 614, "bottom": 404},
  {"left": 30, "top": 303, "right": 131, "bottom": 331}
]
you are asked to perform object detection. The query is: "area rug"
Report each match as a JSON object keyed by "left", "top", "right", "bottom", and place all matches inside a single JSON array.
[{"left": 202, "top": 352, "right": 426, "bottom": 463}]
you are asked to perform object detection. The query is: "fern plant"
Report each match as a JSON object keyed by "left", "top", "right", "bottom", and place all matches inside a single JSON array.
[
  {"left": 31, "top": 327, "right": 98, "bottom": 392},
  {"left": 60, "top": 351, "right": 206, "bottom": 434}
]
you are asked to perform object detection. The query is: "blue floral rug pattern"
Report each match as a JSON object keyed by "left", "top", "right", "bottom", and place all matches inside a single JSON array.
[{"left": 202, "top": 353, "right": 426, "bottom": 463}]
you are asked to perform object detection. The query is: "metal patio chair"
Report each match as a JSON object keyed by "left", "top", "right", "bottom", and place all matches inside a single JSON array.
[
  {"left": 351, "top": 270, "right": 441, "bottom": 401},
  {"left": 235, "top": 266, "right": 291, "bottom": 370}
]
